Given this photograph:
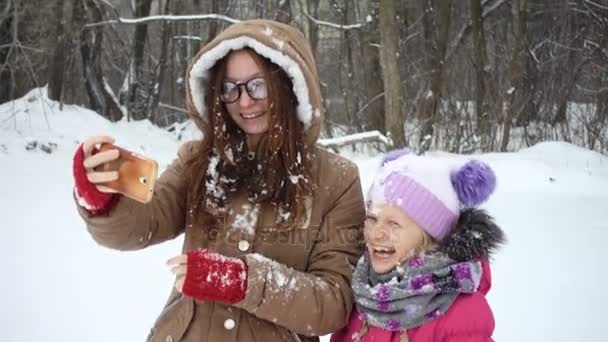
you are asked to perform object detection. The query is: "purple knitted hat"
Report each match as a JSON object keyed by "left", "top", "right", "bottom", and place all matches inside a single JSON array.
[{"left": 368, "top": 149, "right": 496, "bottom": 240}]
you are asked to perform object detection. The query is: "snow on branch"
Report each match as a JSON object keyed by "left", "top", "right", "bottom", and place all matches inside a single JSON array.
[
  {"left": 446, "top": 0, "right": 508, "bottom": 61},
  {"left": 85, "top": 14, "right": 240, "bottom": 28},
  {"left": 317, "top": 131, "right": 392, "bottom": 149},
  {"left": 173, "top": 35, "right": 203, "bottom": 41},
  {"left": 301, "top": 8, "right": 368, "bottom": 30},
  {"left": 159, "top": 103, "right": 187, "bottom": 113},
  {"left": 585, "top": 0, "right": 608, "bottom": 11}
]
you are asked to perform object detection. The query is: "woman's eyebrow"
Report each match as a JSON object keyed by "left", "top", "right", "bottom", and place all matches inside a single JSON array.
[{"left": 224, "top": 72, "right": 264, "bottom": 82}]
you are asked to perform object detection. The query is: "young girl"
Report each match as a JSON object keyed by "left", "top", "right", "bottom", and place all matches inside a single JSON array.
[{"left": 331, "top": 149, "right": 505, "bottom": 342}]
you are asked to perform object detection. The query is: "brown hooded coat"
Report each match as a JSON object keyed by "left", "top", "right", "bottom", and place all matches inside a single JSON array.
[{"left": 76, "top": 19, "right": 365, "bottom": 342}]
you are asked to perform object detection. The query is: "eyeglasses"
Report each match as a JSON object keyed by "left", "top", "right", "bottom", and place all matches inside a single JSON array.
[{"left": 220, "top": 77, "right": 268, "bottom": 103}]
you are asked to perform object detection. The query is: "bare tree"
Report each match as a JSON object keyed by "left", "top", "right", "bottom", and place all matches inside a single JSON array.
[
  {"left": 417, "top": 0, "right": 451, "bottom": 152},
  {"left": 353, "top": 0, "right": 385, "bottom": 134},
  {"left": 126, "top": 0, "right": 153, "bottom": 120},
  {"left": 274, "top": 0, "right": 292, "bottom": 23},
  {"left": 379, "top": 0, "right": 404, "bottom": 147},
  {"left": 147, "top": 0, "right": 172, "bottom": 123},
  {"left": 2, "top": 0, "right": 608, "bottom": 154},
  {"left": 500, "top": 0, "right": 527, "bottom": 151},
  {"left": 47, "top": 1, "right": 76, "bottom": 103},
  {"left": 469, "top": 0, "right": 494, "bottom": 151},
  {"left": 0, "top": 0, "right": 15, "bottom": 103},
  {"left": 78, "top": 0, "right": 123, "bottom": 121},
  {"left": 306, "top": 0, "right": 321, "bottom": 56}
]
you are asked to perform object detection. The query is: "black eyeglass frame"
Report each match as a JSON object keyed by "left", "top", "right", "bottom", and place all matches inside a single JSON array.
[{"left": 220, "top": 77, "right": 268, "bottom": 103}]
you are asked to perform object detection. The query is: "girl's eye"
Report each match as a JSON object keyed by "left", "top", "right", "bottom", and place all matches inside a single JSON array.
[
  {"left": 388, "top": 220, "right": 401, "bottom": 228},
  {"left": 364, "top": 216, "right": 377, "bottom": 225}
]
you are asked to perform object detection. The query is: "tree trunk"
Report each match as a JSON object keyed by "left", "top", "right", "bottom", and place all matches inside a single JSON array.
[
  {"left": 127, "top": 0, "right": 153, "bottom": 120},
  {"left": 342, "top": 0, "right": 359, "bottom": 130},
  {"left": 379, "top": 0, "right": 404, "bottom": 147},
  {"left": 470, "top": 0, "right": 493, "bottom": 151},
  {"left": 148, "top": 0, "right": 172, "bottom": 123},
  {"left": 353, "top": 0, "right": 384, "bottom": 133},
  {"left": 47, "top": 1, "right": 73, "bottom": 102},
  {"left": 417, "top": 0, "right": 451, "bottom": 152},
  {"left": 0, "top": 0, "right": 14, "bottom": 104},
  {"left": 274, "top": 0, "right": 291, "bottom": 23},
  {"left": 307, "top": 0, "right": 320, "bottom": 58},
  {"left": 206, "top": 0, "right": 221, "bottom": 44},
  {"left": 501, "top": 0, "right": 527, "bottom": 152},
  {"left": 78, "top": 0, "right": 123, "bottom": 122}
]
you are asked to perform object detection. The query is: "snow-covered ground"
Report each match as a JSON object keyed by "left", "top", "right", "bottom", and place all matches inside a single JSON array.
[{"left": 2, "top": 88, "right": 607, "bottom": 341}]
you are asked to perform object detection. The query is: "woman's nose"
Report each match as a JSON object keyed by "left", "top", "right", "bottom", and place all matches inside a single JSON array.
[{"left": 239, "top": 89, "right": 255, "bottom": 107}]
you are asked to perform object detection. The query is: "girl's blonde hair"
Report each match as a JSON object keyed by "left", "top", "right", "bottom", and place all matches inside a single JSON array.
[{"left": 413, "top": 230, "right": 437, "bottom": 256}]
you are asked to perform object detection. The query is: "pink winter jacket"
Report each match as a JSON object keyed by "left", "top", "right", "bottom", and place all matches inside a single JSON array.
[{"left": 331, "top": 260, "right": 495, "bottom": 342}]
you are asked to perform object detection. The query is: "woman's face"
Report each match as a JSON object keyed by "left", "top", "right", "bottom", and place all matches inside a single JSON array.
[
  {"left": 223, "top": 50, "right": 270, "bottom": 148},
  {"left": 364, "top": 204, "right": 427, "bottom": 274}
]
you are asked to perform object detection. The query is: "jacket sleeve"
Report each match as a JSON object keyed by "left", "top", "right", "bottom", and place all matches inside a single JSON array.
[
  {"left": 75, "top": 142, "right": 195, "bottom": 251},
  {"left": 234, "top": 166, "right": 365, "bottom": 336}
]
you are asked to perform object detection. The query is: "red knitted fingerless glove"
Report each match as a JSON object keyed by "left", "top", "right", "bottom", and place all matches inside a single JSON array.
[
  {"left": 73, "top": 144, "right": 120, "bottom": 216},
  {"left": 182, "top": 250, "right": 248, "bottom": 304}
]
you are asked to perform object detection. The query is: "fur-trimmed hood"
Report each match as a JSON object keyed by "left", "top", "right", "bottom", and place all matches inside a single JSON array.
[
  {"left": 439, "top": 208, "right": 506, "bottom": 262},
  {"left": 185, "top": 19, "right": 323, "bottom": 147}
]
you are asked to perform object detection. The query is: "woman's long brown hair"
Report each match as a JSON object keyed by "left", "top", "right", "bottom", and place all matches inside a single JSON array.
[{"left": 185, "top": 48, "right": 314, "bottom": 228}]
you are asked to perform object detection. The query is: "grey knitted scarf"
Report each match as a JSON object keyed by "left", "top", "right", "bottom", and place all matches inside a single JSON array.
[{"left": 352, "top": 251, "right": 482, "bottom": 331}]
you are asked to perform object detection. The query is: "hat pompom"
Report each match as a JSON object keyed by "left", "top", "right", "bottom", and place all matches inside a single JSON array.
[
  {"left": 450, "top": 160, "right": 496, "bottom": 207},
  {"left": 382, "top": 148, "right": 410, "bottom": 166}
]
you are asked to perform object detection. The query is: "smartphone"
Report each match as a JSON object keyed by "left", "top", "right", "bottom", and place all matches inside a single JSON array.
[{"left": 94, "top": 143, "right": 158, "bottom": 203}]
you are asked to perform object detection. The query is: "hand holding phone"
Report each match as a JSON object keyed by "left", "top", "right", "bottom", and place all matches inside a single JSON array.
[
  {"left": 94, "top": 143, "right": 158, "bottom": 203},
  {"left": 81, "top": 136, "right": 158, "bottom": 203}
]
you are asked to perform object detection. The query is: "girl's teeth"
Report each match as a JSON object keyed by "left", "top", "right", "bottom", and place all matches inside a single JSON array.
[{"left": 373, "top": 247, "right": 395, "bottom": 257}]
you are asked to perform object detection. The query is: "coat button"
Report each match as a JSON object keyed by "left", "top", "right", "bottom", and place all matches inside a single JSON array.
[
  {"left": 165, "top": 336, "right": 173, "bottom": 342},
  {"left": 238, "top": 240, "right": 250, "bottom": 252},
  {"left": 224, "top": 318, "right": 236, "bottom": 330}
]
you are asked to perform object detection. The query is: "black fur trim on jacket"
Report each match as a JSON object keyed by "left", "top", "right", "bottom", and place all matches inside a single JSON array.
[{"left": 439, "top": 208, "right": 505, "bottom": 262}]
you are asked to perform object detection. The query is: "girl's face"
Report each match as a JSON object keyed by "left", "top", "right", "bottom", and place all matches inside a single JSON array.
[
  {"left": 223, "top": 49, "right": 270, "bottom": 149},
  {"left": 364, "top": 204, "right": 427, "bottom": 274}
]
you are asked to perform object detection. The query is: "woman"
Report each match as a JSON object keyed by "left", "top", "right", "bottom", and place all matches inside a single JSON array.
[{"left": 72, "top": 19, "right": 365, "bottom": 342}]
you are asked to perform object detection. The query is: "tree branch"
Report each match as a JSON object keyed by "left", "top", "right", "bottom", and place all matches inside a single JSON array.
[
  {"left": 576, "top": 85, "right": 608, "bottom": 94},
  {"left": 585, "top": 0, "right": 608, "bottom": 11},
  {"left": 84, "top": 13, "right": 241, "bottom": 28},
  {"left": 173, "top": 35, "right": 203, "bottom": 41},
  {"left": 354, "top": 92, "right": 384, "bottom": 120},
  {"left": 301, "top": 6, "right": 367, "bottom": 30},
  {"left": 0, "top": 43, "right": 44, "bottom": 53},
  {"left": 0, "top": 0, "right": 11, "bottom": 28},
  {"left": 446, "top": 0, "right": 509, "bottom": 61},
  {"left": 159, "top": 102, "right": 187, "bottom": 113},
  {"left": 317, "top": 131, "right": 392, "bottom": 149}
]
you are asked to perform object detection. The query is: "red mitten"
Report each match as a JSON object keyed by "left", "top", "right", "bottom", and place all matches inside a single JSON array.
[
  {"left": 73, "top": 144, "right": 120, "bottom": 216},
  {"left": 183, "top": 250, "right": 248, "bottom": 304}
]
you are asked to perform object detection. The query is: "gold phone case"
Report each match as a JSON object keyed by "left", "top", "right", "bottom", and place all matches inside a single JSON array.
[{"left": 95, "top": 143, "right": 158, "bottom": 203}]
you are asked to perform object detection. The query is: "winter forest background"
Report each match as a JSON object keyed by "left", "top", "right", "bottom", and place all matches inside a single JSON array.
[
  {"left": 2, "top": 1, "right": 608, "bottom": 341},
  {"left": 2, "top": 0, "right": 608, "bottom": 154}
]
